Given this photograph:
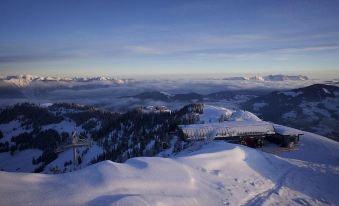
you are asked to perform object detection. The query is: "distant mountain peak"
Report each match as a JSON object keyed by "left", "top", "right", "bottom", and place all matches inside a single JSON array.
[
  {"left": 264, "top": 74, "right": 308, "bottom": 81},
  {"left": 223, "top": 74, "right": 309, "bottom": 81}
]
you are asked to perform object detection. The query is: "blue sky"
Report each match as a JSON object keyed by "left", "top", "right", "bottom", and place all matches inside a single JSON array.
[{"left": 0, "top": 0, "right": 339, "bottom": 78}]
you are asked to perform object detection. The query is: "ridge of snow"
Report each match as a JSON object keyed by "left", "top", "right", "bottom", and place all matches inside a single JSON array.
[
  {"left": 199, "top": 105, "right": 233, "bottom": 123},
  {"left": 229, "top": 110, "right": 262, "bottom": 121},
  {"left": 199, "top": 105, "right": 260, "bottom": 123}
]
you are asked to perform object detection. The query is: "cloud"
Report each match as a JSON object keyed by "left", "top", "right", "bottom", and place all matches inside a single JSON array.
[
  {"left": 1, "top": 25, "right": 338, "bottom": 64},
  {"left": 0, "top": 77, "right": 323, "bottom": 111},
  {"left": 188, "top": 43, "right": 339, "bottom": 61},
  {"left": 0, "top": 53, "right": 71, "bottom": 63},
  {"left": 279, "top": 45, "right": 339, "bottom": 53},
  {"left": 193, "top": 34, "right": 271, "bottom": 45},
  {"left": 124, "top": 46, "right": 162, "bottom": 55}
]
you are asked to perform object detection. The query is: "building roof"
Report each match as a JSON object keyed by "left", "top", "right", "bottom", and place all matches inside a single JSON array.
[
  {"left": 179, "top": 120, "right": 272, "bottom": 129},
  {"left": 273, "top": 124, "right": 304, "bottom": 136},
  {"left": 179, "top": 121, "right": 275, "bottom": 140}
]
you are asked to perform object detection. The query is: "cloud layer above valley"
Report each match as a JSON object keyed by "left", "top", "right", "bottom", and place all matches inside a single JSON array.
[{"left": 0, "top": 75, "right": 333, "bottom": 111}]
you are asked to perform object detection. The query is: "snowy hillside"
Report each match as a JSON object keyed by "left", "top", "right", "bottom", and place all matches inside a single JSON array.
[
  {"left": 198, "top": 105, "right": 233, "bottom": 123},
  {"left": 0, "top": 103, "right": 210, "bottom": 173},
  {"left": 244, "top": 84, "right": 339, "bottom": 141},
  {"left": 0, "top": 126, "right": 338, "bottom": 206},
  {"left": 197, "top": 105, "right": 261, "bottom": 123}
]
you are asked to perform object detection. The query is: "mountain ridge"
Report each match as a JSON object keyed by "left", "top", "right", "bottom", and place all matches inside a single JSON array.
[
  {"left": 243, "top": 84, "right": 339, "bottom": 141},
  {"left": 0, "top": 74, "right": 132, "bottom": 88},
  {"left": 223, "top": 74, "right": 309, "bottom": 81}
]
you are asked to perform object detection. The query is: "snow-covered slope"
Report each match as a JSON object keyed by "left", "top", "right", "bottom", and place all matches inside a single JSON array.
[
  {"left": 43, "top": 144, "right": 104, "bottom": 173},
  {"left": 244, "top": 84, "right": 339, "bottom": 140},
  {"left": 199, "top": 105, "right": 260, "bottom": 123},
  {"left": 229, "top": 110, "right": 261, "bottom": 121},
  {"left": 1, "top": 126, "right": 338, "bottom": 206},
  {"left": 199, "top": 105, "right": 233, "bottom": 123}
]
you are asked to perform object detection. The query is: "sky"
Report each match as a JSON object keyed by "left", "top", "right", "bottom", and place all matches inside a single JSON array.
[{"left": 0, "top": 0, "right": 339, "bottom": 78}]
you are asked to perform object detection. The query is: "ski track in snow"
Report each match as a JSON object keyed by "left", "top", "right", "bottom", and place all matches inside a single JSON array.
[{"left": 243, "top": 168, "right": 292, "bottom": 206}]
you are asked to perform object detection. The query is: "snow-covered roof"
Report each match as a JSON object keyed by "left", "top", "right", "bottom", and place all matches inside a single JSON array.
[
  {"left": 179, "top": 121, "right": 275, "bottom": 140},
  {"left": 273, "top": 124, "right": 304, "bottom": 136},
  {"left": 180, "top": 120, "right": 271, "bottom": 129}
]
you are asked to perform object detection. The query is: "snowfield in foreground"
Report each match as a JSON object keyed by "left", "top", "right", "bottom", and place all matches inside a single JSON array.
[{"left": 0, "top": 126, "right": 338, "bottom": 206}]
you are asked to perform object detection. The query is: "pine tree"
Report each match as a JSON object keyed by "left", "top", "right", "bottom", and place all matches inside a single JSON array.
[{"left": 78, "top": 156, "right": 82, "bottom": 165}]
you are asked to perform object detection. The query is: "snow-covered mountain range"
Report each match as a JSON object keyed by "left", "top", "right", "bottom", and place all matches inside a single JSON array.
[
  {"left": 0, "top": 74, "right": 130, "bottom": 87},
  {"left": 223, "top": 74, "right": 309, "bottom": 81},
  {"left": 0, "top": 74, "right": 328, "bottom": 112}
]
